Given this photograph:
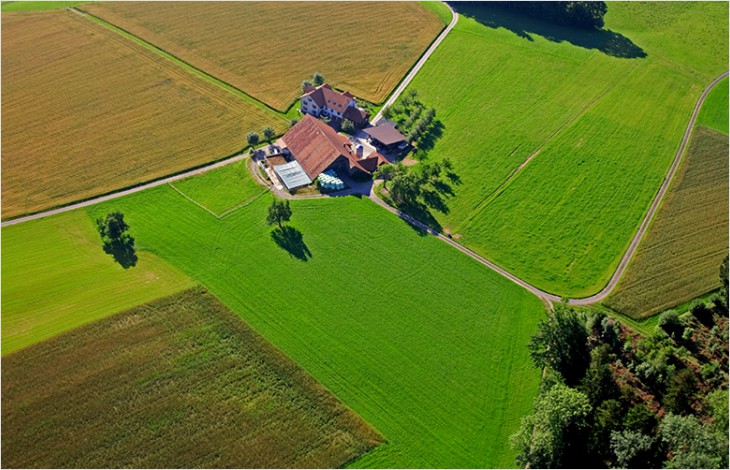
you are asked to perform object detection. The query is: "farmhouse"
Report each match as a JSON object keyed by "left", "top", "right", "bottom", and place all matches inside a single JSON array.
[
  {"left": 363, "top": 121, "right": 408, "bottom": 151},
  {"left": 275, "top": 114, "right": 386, "bottom": 191},
  {"left": 300, "top": 84, "right": 370, "bottom": 126}
]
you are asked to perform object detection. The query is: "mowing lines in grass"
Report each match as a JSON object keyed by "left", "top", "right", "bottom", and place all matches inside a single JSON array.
[
  {"left": 1, "top": 210, "right": 194, "bottom": 355},
  {"left": 2, "top": 289, "right": 382, "bottom": 468},
  {"left": 74, "top": 187, "right": 546, "bottom": 468},
  {"left": 606, "top": 127, "right": 729, "bottom": 319},
  {"left": 402, "top": 2, "right": 728, "bottom": 297},
  {"left": 1, "top": 10, "right": 282, "bottom": 219}
]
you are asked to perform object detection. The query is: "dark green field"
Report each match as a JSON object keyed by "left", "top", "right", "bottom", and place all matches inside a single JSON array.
[{"left": 1, "top": 288, "right": 381, "bottom": 468}]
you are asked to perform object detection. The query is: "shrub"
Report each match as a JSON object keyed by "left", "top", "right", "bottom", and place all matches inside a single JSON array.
[
  {"left": 657, "top": 310, "right": 684, "bottom": 340},
  {"left": 690, "top": 300, "right": 714, "bottom": 327}
]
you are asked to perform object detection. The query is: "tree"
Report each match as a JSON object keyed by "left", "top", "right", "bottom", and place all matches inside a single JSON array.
[
  {"left": 266, "top": 199, "right": 292, "bottom": 229},
  {"left": 511, "top": 383, "right": 592, "bottom": 468},
  {"left": 381, "top": 105, "right": 393, "bottom": 119},
  {"left": 97, "top": 210, "right": 129, "bottom": 241},
  {"left": 373, "top": 163, "right": 397, "bottom": 189},
  {"left": 707, "top": 388, "right": 729, "bottom": 433},
  {"left": 528, "top": 304, "right": 590, "bottom": 386},
  {"left": 623, "top": 403, "right": 658, "bottom": 435},
  {"left": 311, "top": 72, "right": 324, "bottom": 86},
  {"left": 611, "top": 429, "right": 654, "bottom": 468},
  {"left": 663, "top": 368, "right": 697, "bottom": 415},
  {"left": 289, "top": 118, "right": 299, "bottom": 128},
  {"left": 389, "top": 171, "right": 422, "bottom": 205},
  {"left": 660, "top": 413, "right": 727, "bottom": 469},
  {"left": 262, "top": 127, "right": 275, "bottom": 143},
  {"left": 657, "top": 310, "right": 684, "bottom": 339},
  {"left": 301, "top": 79, "right": 313, "bottom": 92},
  {"left": 96, "top": 211, "right": 137, "bottom": 268},
  {"left": 341, "top": 118, "right": 355, "bottom": 134},
  {"left": 247, "top": 131, "right": 260, "bottom": 149}
]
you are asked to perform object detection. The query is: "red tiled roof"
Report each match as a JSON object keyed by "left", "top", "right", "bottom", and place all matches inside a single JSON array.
[
  {"left": 282, "top": 115, "right": 385, "bottom": 178},
  {"left": 301, "top": 84, "right": 353, "bottom": 111}
]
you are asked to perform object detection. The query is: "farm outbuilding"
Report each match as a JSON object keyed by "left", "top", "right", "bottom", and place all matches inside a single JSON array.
[
  {"left": 273, "top": 161, "right": 312, "bottom": 191},
  {"left": 363, "top": 123, "right": 407, "bottom": 150}
]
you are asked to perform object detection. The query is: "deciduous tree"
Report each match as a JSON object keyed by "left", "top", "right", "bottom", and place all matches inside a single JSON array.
[
  {"left": 266, "top": 199, "right": 292, "bottom": 229},
  {"left": 528, "top": 304, "right": 590, "bottom": 386},
  {"left": 247, "top": 131, "right": 260, "bottom": 149},
  {"left": 262, "top": 127, "right": 275, "bottom": 143}
]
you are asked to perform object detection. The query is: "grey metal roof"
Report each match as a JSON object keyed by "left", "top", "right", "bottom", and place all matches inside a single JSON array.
[{"left": 273, "top": 160, "right": 312, "bottom": 190}]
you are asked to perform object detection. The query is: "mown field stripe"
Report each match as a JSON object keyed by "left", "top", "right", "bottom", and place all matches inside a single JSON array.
[
  {"left": 73, "top": 7, "right": 291, "bottom": 125},
  {"left": 458, "top": 61, "right": 642, "bottom": 233}
]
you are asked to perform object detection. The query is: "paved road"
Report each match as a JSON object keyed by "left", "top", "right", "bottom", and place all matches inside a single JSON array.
[
  {"left": 1, "top": 152, "right": 250, "bottom": 227},
  {"left": 568, "top": 70, "right": 729, "bottom": 306},
  {"left": 370, "top": 3, "right": 458, "bottom": 124}
]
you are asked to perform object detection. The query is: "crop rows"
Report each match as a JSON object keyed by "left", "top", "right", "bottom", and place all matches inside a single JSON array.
[
  {"left": 1, "top": 10, "right": 281, "bottom": 219},
  {"left": 606, "top": 126, "right": 729, "bottom": 318},
  {"left": 83, "top": 1, "right": 446, "bottom": 110},
  {"left": 2, "top": 289, "right": 381, "bottom": 468}
]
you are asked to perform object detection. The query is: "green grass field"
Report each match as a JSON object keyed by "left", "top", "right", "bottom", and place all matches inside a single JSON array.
[
  {"left": 403, "top": 2, "right": 728, "bottom": 297},
  {"left": 697, "top": 77, "right": 729, "bottom": 134},
  {"left": 0, "top": 1, "right": 89, "bottom": 12},
  {"left": 2, "top": 288, "right": 381, "bottom": 468},
  {"left": 1, "top": 210, "right": 194, "bottom": 355},
  {"left": 606, "top": 126, "right": 729, "bottom": 318},
  {"left": 170, "top": 160, "right": 266, "bottom": 216},
  {"left": 0, "top": 184, "right": 547, "bottom": 468}
]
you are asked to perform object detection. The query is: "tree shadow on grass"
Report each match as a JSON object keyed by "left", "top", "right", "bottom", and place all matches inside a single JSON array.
[
  {"left": 451, "top": 2, "right": 647, "bottom": 59},
  {"left": 413, "top": 120, "right": 445, "bottom": 161},
  {"left": 103, "top": 240, "right": 138, "bottom": 269},
  {"left": 271, "top": 226, "right": 312, "bottom": 261}
]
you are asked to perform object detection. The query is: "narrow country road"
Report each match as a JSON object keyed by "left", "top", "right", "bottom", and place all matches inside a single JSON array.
[
  {"left": 2, "top": 3, "right": 725, "bottom": 311},
  {"left": 370, "top": 3, "right": 458, "bottom": 124}
]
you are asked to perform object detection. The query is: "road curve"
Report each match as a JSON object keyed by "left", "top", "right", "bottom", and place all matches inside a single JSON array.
[
  {"left": 568, "top": 70, "right": 729, "bottom": 306},
  {"left": 1, "top": 152, "right": 250, "bottom": 227},
  {"left": 371, "top": 2, "right": 458, "bottom": 124}
]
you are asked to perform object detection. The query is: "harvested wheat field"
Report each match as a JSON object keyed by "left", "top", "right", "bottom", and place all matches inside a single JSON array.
[
  {"left": 1, "top": 10, "right": 282, "bottom": 219},
  {"left": 83, "top": 2, "right": 446, "bottom": 110},
  {"left": 1, "top": 288, "right": 382, "bottom": 468},
  {"left": 606, "top": 126, "right": 730, "bottom": 319}
]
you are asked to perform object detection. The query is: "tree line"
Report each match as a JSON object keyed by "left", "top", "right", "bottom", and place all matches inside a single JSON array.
[{"left": 480, "top": 1, "right": 608, "bottom": 29}]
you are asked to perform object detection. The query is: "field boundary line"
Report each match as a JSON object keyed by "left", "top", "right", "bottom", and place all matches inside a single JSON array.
[
  {"left": 1, "top": 152, "right": 250, "bottom": 227},
  {"left": 167, "top": 183, "right": 220, "bottom": 219},
  {"left": 569, "top": 70, "right": 729, "bottom": 306},
  {"left": 459, "top": 62, "right": 642, "bottom": 232},
  {"left": 371, "top": 2, "right": 458, "bottom": 123},
  {"left": 218, "top": 190, "right": 269, "bottom": 219},
  {"left": 72, "top": 7, "right": 289, "bottom": 125}
]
